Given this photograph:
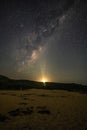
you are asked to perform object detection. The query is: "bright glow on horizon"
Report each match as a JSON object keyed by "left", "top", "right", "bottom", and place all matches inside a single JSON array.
[
  {"left": 42, "top": 79, "right": 46, "bottom": 83},
  {"left": 39, "top": 77, "right": 48, "bottom": 83}
]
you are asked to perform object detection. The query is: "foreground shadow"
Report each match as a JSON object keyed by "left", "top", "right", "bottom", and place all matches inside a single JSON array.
[{"left": 8, "top": 108, "right": 33, "bottom": 117}]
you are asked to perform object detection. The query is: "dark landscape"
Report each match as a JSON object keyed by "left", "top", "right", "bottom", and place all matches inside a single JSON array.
[
  {"left": 0, "top": 75, "right": 87, "bottom": 130},
  {"left": 0, "top": 85, "right": 87, "bottom": 130},
  {"left": 0, "top": 75, "right": 87, "bottom": 93}
]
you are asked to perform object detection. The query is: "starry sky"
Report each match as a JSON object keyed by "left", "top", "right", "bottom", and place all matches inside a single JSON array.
[{"left": 0, "top": 0, "right": 87, "bottom": 85}]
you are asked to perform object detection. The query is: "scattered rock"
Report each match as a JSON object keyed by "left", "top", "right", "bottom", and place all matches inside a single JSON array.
[
  {"left": 19, "top": 102, "right": 28, "bottom": 105},
  {"left": 21, "top": 108, "right": 33, "bottom": 115},
  {"left": 23, "top": 97, "right": 28, "bottom": 100},
  {"left": 37, "top": 106, "right": 46, "bottom": 109},
  {"left": 39, "top": 94, "right": 47, "bottom": 97},
  {"left": 8, "top": 107, "right": 33, "bottom": 117},
  {"left": 38, "top": 110, "right": 51, "bottom": 114},
  {"left": 0, "top": 114, "right": 9, "bottom": 122},
  {"left": 8, "top": 108, "right": 20, "bottom": 116},
  {"left": 23, "top": 94, "right": 32, "bottom": 96}
]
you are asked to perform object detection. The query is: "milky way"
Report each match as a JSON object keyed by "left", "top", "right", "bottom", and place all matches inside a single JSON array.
[{"left": 0, "top": 0, "right": 87, "bottom": 84}]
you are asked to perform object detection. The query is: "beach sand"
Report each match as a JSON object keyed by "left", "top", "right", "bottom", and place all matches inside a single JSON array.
[{"left": 0, "top": 89, "right": 87, "bottom": 130}]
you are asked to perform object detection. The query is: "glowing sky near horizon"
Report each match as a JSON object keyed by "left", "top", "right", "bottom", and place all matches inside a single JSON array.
[{"left": 0, "top": 0, "right": 87, "bottom": 85}]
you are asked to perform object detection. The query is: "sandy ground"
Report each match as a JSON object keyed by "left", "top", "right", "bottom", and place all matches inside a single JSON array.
[{"left": 0, "top": 89, "right": 87, "bottom": 130}]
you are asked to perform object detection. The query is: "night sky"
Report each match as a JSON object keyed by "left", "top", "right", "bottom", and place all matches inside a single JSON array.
[{"left": 0, "top": 0, "right": 87, "bottom": 85}]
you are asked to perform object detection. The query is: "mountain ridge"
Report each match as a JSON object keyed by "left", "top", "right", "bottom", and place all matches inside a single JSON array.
[{"left": 0, "top": 75, "right": 87, "bottom": 93}]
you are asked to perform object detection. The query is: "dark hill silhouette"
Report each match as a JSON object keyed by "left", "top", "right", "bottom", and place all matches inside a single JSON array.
[
  {"left": 0, "top": 75, "right": 87, "bottom": 93},
  {"left": 0, "top": 75, "right": 10, "bottom": 81}
]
